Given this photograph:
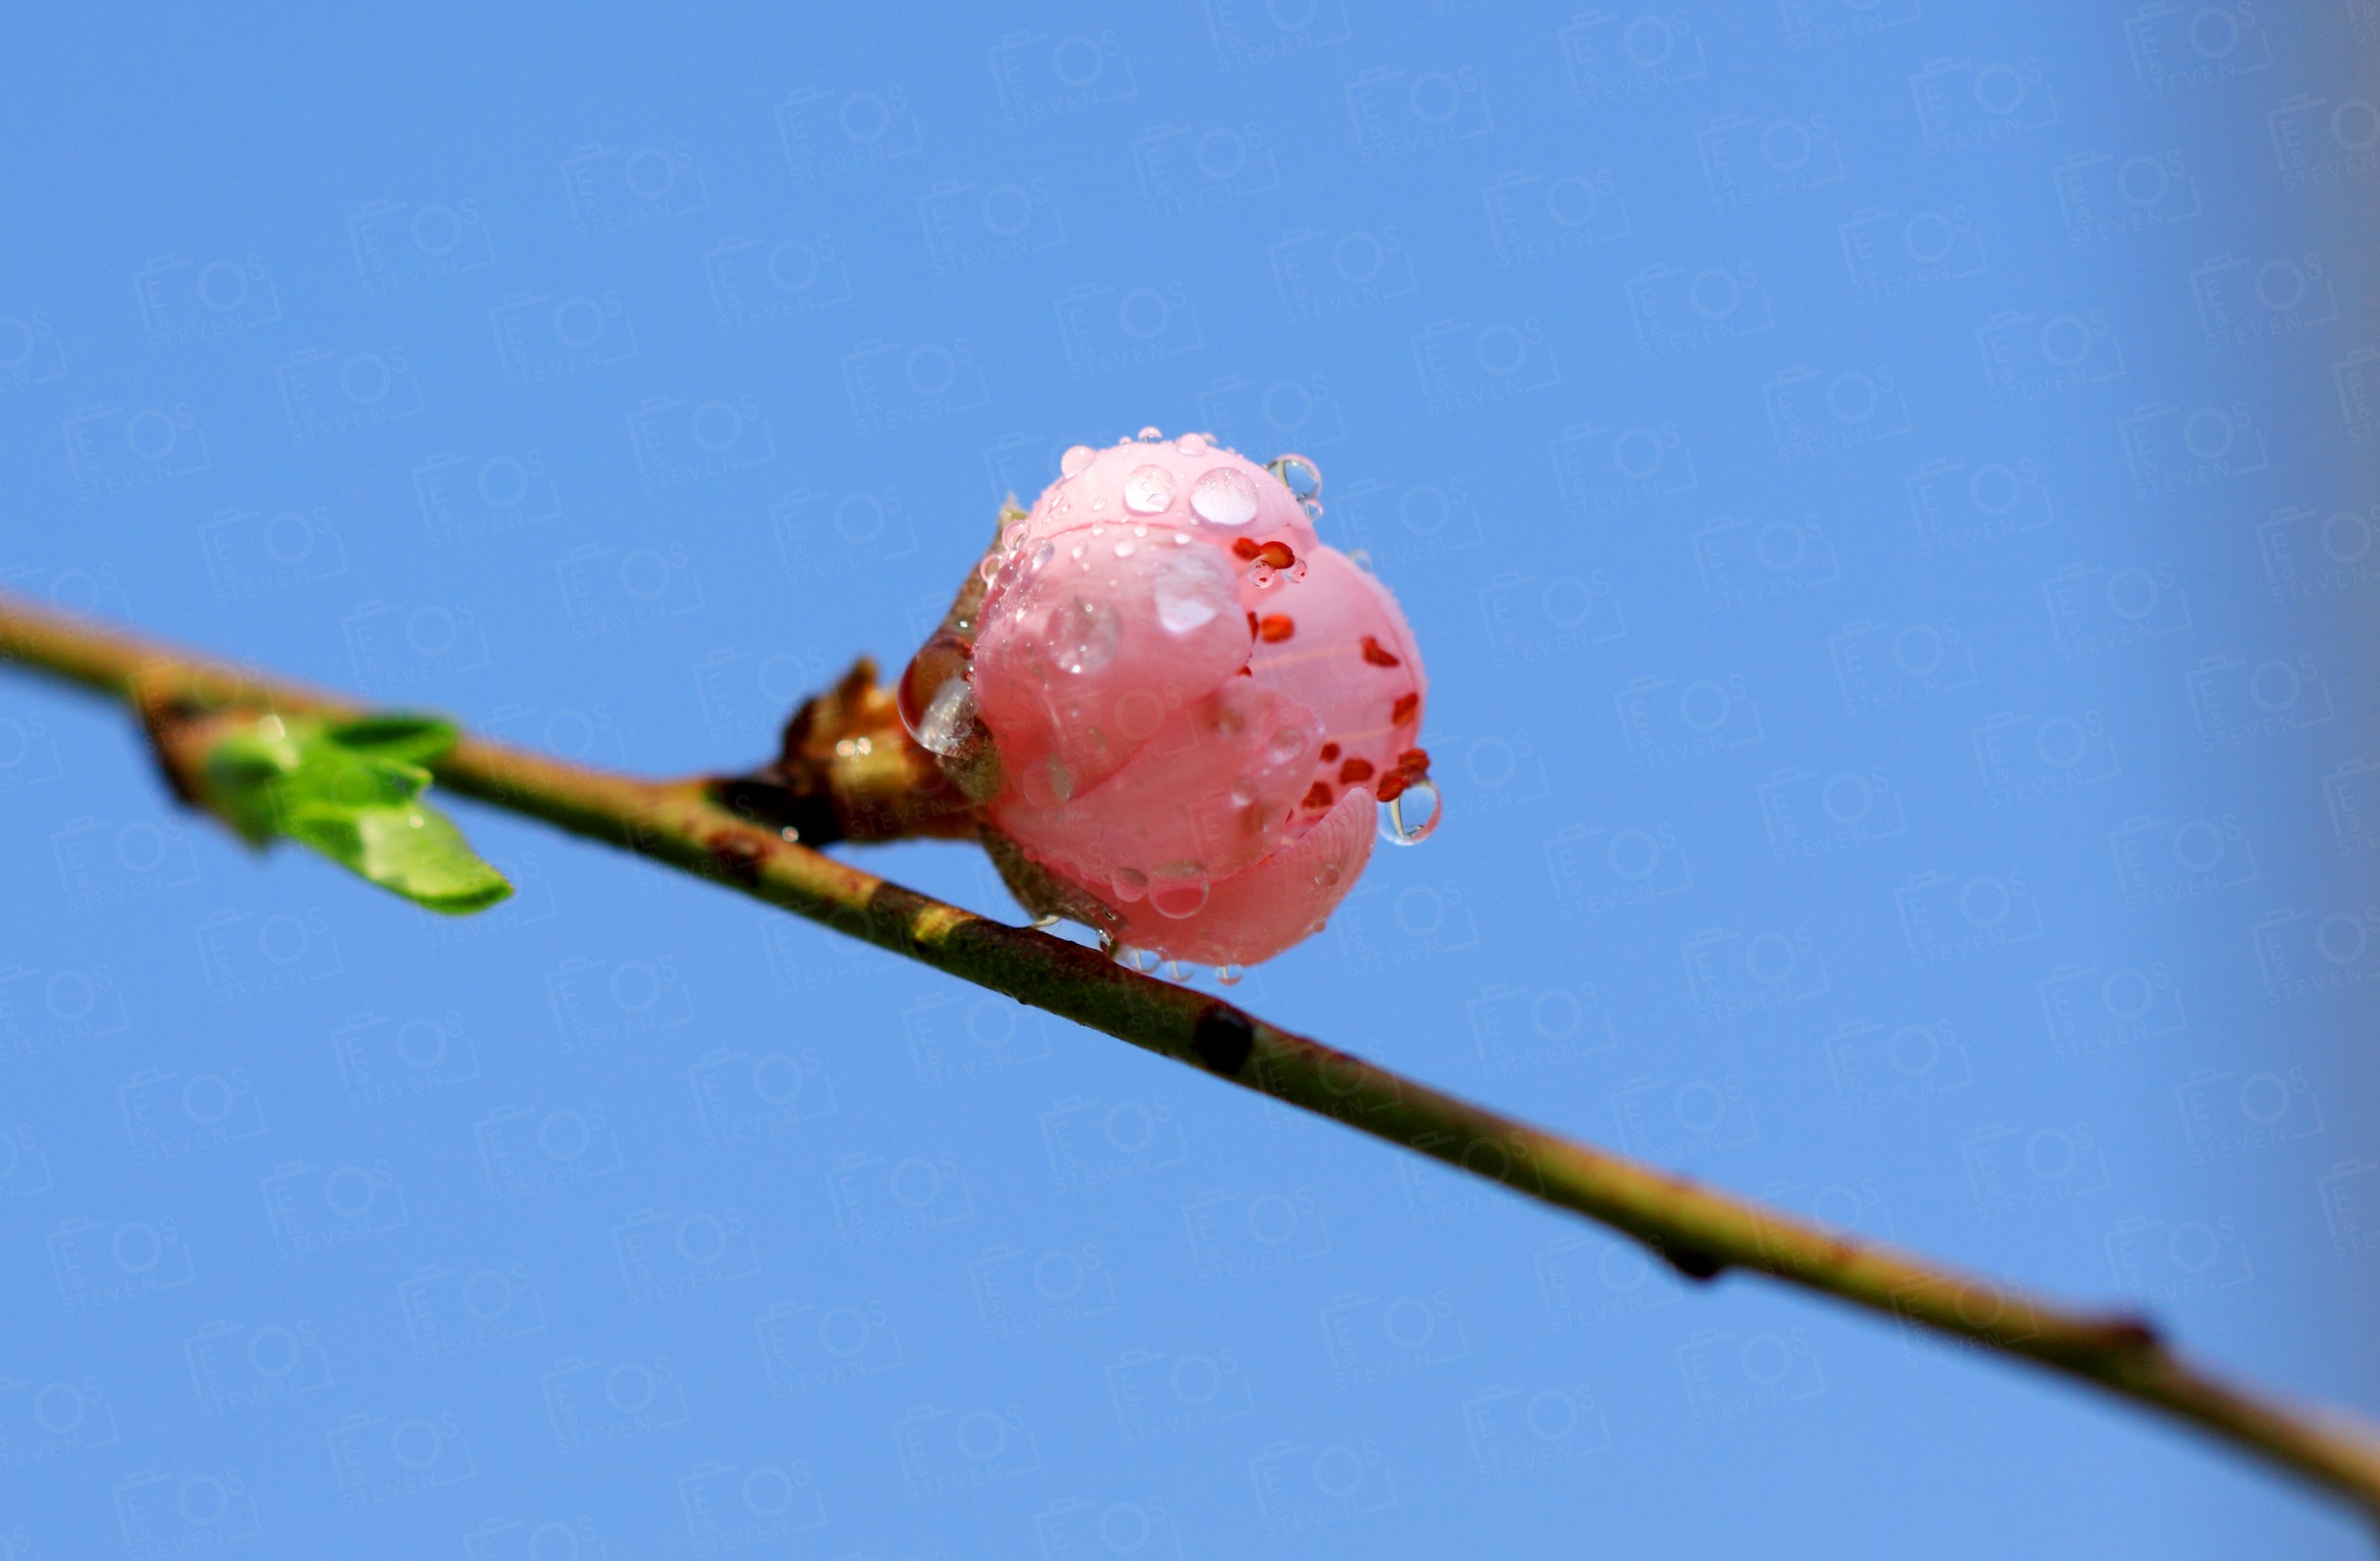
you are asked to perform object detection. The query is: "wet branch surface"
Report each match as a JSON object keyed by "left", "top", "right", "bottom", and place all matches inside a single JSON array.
[{"left": 5, "top": 591, "right": 2377, "bottom": 1531}]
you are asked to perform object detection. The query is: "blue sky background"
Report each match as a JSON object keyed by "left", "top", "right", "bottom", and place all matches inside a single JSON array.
[{"left": 3, "top": 5, "right": 2377, "bottom": 1558}]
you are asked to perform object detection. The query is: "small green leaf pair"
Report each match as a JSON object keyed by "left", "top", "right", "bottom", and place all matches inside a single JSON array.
[{"left": 201, "top": 712, "right": 512, "bottom": 915}]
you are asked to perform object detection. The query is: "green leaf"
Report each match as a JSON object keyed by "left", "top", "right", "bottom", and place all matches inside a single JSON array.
[
  {"left": 196, "top": 711, "right": 510, "bottom": 915},
  {"left": 320, "top": 714, "right": 459, "bottom": 767},
  {"left": 285, "top": 801, "right": 513, "bottom": 915}
]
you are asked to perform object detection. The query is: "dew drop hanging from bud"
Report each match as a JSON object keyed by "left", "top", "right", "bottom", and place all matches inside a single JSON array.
[
  {"left": 898, "top": 629, "right": 978, "bottom": 756},
  {"left": 1267, "top": 454, "right": 1323, "bottom": 501},
  {"left": 1378, "top": 777, "right": 1441, "bottom": 845}
]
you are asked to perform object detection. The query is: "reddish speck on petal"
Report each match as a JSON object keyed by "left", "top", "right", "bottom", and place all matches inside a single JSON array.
[
  {"left": 1377, "top": 773, "right": 1408, "bottom": 801},
  {"left": 1302, "top": 781, "right": 1334, "bottom": 809},
  {"left": 1361, "top": 636, "right": 1402, "bottom": 667},
  {"left": 1256, "top": 541, "right": 1295, "bottom": 569},
  {"left": 1392, "top": 692, "right": 1419, "bottom": 725},
  {"left": 1319, "top": 742, "right": 1341, "bottom": 763},
  {"left": 1258, "top": 615, "right": 1295, "bottom": 643},
  {"left": 1338, "top": 758, "right": 1375, "bottom": 783},
  {"left": 1231, "top": 538, "right": 1261, "bottom": 560}
]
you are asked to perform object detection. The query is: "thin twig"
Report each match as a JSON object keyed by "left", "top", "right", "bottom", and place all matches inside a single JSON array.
[{"left": 4, "top": 591, "right": 2377, "bottom": 1530}]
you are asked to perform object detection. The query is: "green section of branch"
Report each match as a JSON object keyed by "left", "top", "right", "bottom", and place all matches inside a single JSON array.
[{"left": 4, "top": 592, "right": 2378, "bottom": 1530}]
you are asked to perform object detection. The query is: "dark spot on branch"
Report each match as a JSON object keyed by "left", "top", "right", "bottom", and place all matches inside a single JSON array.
[
  {"left": 1659, "top": 1242, "right": 1726, "bottom": 1283},
  {"left": 706, "top": 831, "right": 771, "bottom": 886},
  {"left": 1192, "top": 1006, "right": 1254, "bottom": 1077}
]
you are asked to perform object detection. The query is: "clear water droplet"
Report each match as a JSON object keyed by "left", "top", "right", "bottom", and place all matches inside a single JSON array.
[
  {"left": 1004, "top": 522, "right": 1028, "bottom": 550},
  {"left": 1267, "top": 726, "right": 1305, "bottom": 763},
  {"left": 1312, "top": 858, "right": 1344, "bottom": 888},
  {"left": 1213, "top": 963, "right": 1244, "bottom": 986},
  {"left": 1268, "top": 454, "right": 1324, "bottom": 500},
  {"left": 1300, "top": 497, "right": 1325, "bottom": 523},
  {"left": 1149, "top": 863, "right": 1211, "bottom": 920},
  {"left": 1379, "top": 778, "right": 1442, "bottom": 845},
  {"left": 1031, "top": 912, "right": 1062, "bottom": 929},
  {"left": 1061, "top": 444, "right": 1095, "bottom": 476},
  {"left": 1137, "top": 425, "right": 1163, "bottom": 442},
  {"left": 1172, "top": 531, "right": 1192, "bottom": 546},
  {"left": 1123, "top": 464, "right": 1177, "bottom": 514},
  {"left": 978, "top": 555, "right": 1001, "bottom": 584},
  {"left": 1112, "top": 944, "right": 1159, "bottom": 972},
  {"left": 1114, "top": 539, "right": 1136, "bottom": 558},
  {"left": 1177, "top": 432, "right": 1208, "bottom": 455},
  {"left": 898, "top": 630, "right": 975, "bottom": 747},
  {"left": 1249, "top": 562, "right": 1277, "bottom": 589},
  {"left": 1110, "top": 866, "right": 1148, "bottom": 903},
  {"left": 1189, "top": 467, "right": 1259, "bottom": 528},
  {"left": 1161, "top": 959, "right": 1191, "bottom": 981},
  {"left": 1040, "top": 754, "right": 1075, "bottom": 802},
  {"left": 1030, "top": 541, "right": 1054, "bottom": 574}
]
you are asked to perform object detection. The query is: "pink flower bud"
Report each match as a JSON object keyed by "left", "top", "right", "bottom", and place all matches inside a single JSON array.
[{"left": 948, "top": 434, "right": 1433, "bottom": 967}]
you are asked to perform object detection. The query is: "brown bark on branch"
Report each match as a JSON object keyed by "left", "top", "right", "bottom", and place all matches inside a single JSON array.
[{"left": 4, "top": 590, "right": 2377, "bottom": 1533}]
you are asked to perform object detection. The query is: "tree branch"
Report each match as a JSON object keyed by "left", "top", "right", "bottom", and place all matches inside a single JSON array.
[{"left": 4, "top": 590, "right": 2377, "bottom": 1531}]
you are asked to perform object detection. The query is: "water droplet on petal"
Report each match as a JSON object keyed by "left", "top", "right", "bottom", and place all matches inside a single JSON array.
[
  {"left": 1061, "top": 444, "right": 1096, "bottom": 476},
  {"left": 1112, "top": 944, "right": 1159, "bottom": 972},
  {"left": 1249, "top": 563, "right": 1277, "bottom": 589},
  {"left": 1149, "top": 862, "right": 1211, "bottom": 920},
  {"left": 1189, "top": 467, "right": 1259, "bottom": 528},
  {"left": 1379, "top": 778, "right": 1442, "bottom": 845},
  {"left": 1300, "top": 497, "right": 1325, "bottom": 523},
  {"left": 1124, "top": 464, "right": 1177, "bottom": 514},
  {"left": 1153, "top": 548, "right": 1231, "bottom": 635},
  {"left": 1030, "top": 542, "right": 1055, "bottom": 574},
  {"left": 1176, "top": 432, "right": 1208, "bottom": 455},
  {"left": 1312, "top": 858, "right": 1344, "bottom": 888},
  {"left": 1268, "top": 454, "right": 1323, "bottom": 500},
  {"left": 1004, "top": 523, "right": 1028, "bottom": 550},
  {"left": 1043, "top": 754, "right": 1075, "bottom": 801},
  {"left": 978, "top": 555, "right": 1001, "bottom": 584},
  {"left": 898, "top": 630, "right": 975, "bottom": 745},
  {"left": 1213, "top": 963, "right": 1244, "bottom": 986},
  {"left": 1114, "top": 539, "right": 1136, "bottom": 558},
  {"left": 1110, "top": 865, "right": 1148, "bottom": 902},
  {"left": 1031, "top": 912, "right": 1062, "bottom": 928},
  {"left": 1137, "top": 425, "right": 1163, "bottom": 442}
]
